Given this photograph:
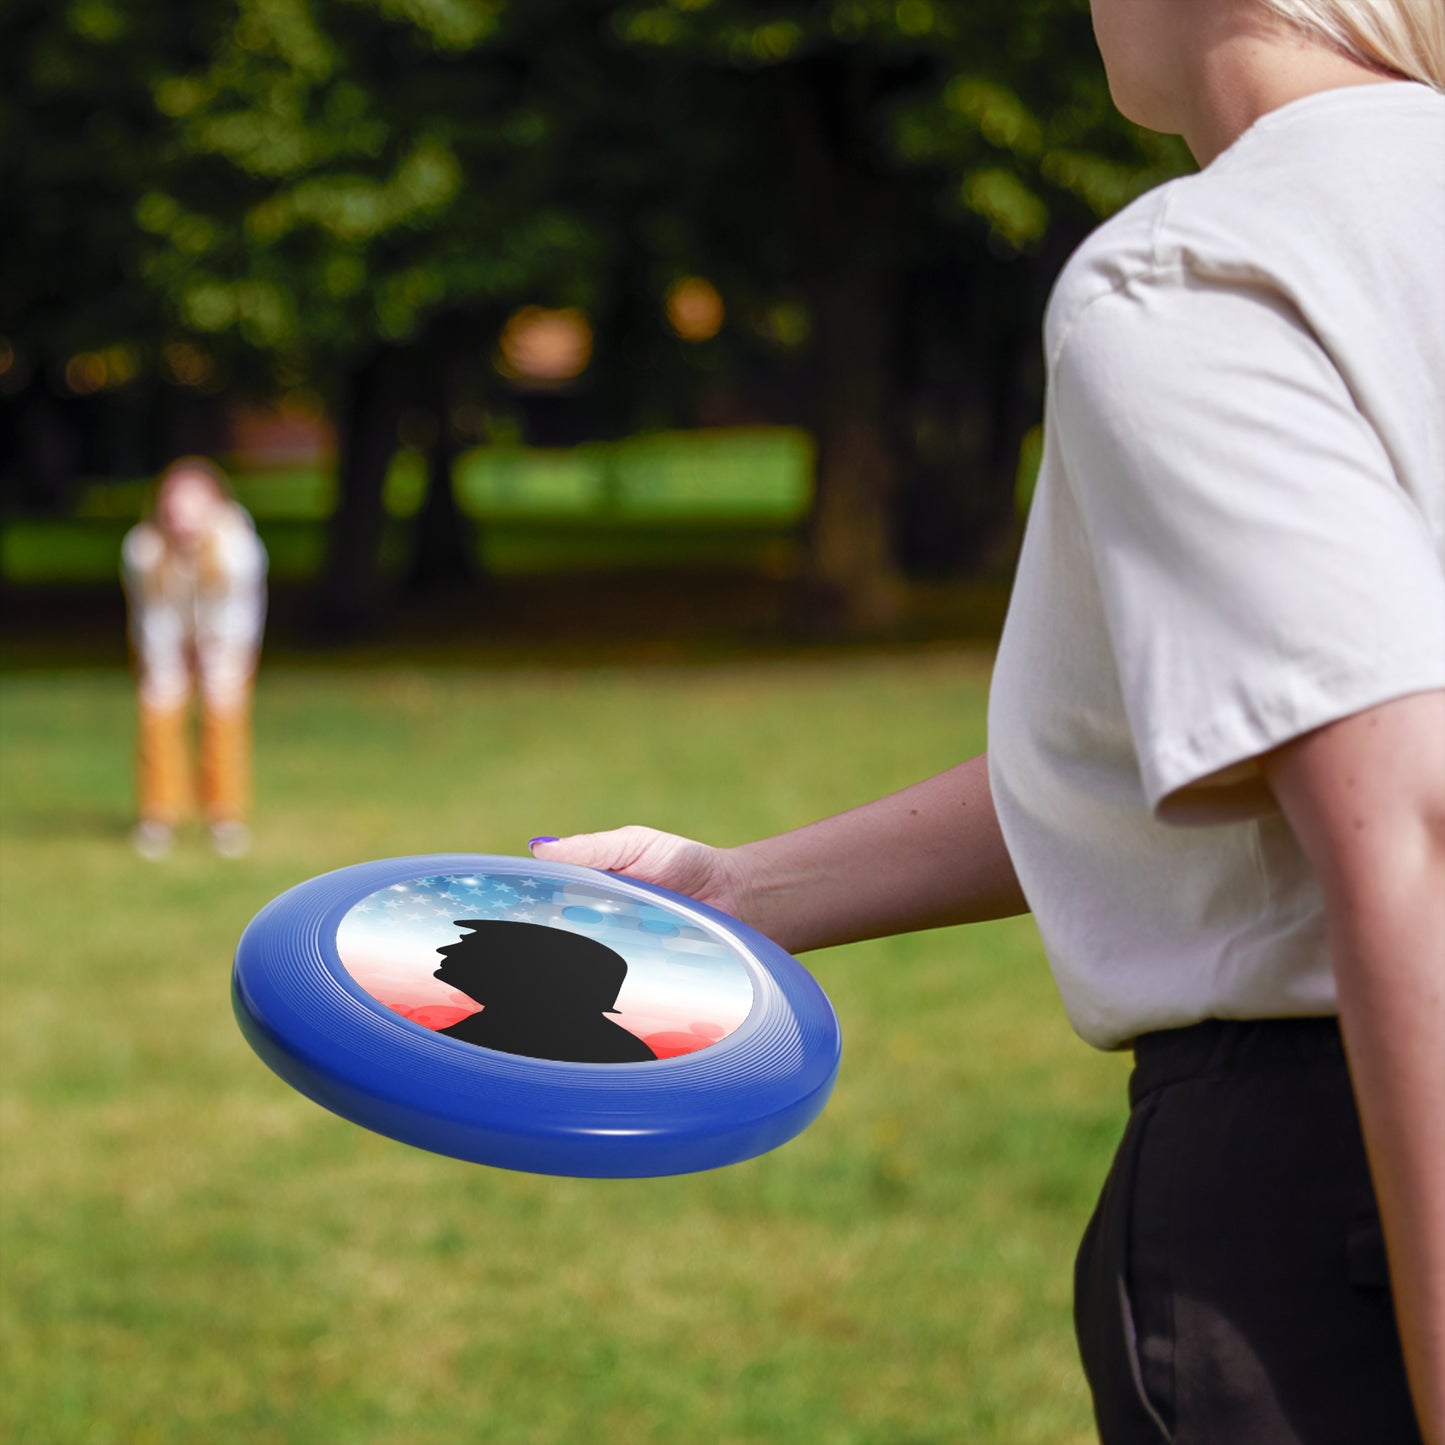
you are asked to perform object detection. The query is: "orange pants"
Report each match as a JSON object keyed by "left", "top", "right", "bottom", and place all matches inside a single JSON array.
[{"left": 137, "top": 692, "right": 252, "bottom": 826}]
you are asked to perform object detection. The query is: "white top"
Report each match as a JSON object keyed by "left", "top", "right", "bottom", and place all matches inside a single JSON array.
[
  {"left": 122, "top": 503, "right": 268, "bottom": 710},
  {"left": 988, "top": 82, "right": 1445, "bottom": 1050}
]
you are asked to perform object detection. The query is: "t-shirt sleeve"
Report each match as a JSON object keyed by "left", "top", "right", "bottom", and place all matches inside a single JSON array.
[
  {"left": 1052, "top": 274, "right": 1445, "bottom": 823},
  {"left": 120, "top": 522, "right": 162, "bottom": 593}
]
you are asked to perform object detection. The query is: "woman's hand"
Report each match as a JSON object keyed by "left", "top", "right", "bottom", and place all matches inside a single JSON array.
[
  {"left": 530, "top": 827, "right": 756, "bottom": 922},
  {"left": 529, "top": 754, "right": 1027, "bottom": 955}
]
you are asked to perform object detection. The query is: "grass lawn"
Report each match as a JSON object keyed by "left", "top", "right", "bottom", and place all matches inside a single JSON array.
[{"left": 0, "top": 652, "right": 1127, "bottom": 1444}]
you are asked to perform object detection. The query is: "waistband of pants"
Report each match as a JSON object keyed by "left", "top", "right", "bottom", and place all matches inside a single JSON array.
[{"left": 1129, "top": 1016, "right": 1344, "bottom": 1108}]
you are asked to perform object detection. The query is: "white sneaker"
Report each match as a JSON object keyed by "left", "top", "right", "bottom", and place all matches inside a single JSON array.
[
  {"left": 210, "top": 821, "right": 252, "bottom": 859},
  {"left": 132, "top": 820, "right": 174, "bottom": 861}
]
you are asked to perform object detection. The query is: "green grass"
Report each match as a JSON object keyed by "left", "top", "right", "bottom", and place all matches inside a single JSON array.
[
  {"left": 2, "top": 429, "right": 815, "bottom": 585},
  {"left": 62, "top": 429, "right": 813, "bottom": 525},
  {"left": 0, "top": 515, "right": 805, "bottom": 584},
  {"left": 0, "top": 654, "right": 1127, "bottom": 1444}
]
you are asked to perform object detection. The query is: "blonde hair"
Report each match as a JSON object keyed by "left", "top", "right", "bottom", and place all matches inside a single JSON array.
[
  {"left": 1257, "top": 0, "right": 1445, "bottom": 89},
  {"left": 155, "top": 455, "right": 234, "bottom": 507},
  {"left": 149, "top": 456, "right": 239, "bottom": 594}
]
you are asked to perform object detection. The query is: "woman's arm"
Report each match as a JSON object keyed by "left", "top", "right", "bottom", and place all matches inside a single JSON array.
[
  {"left": 1263, "top": 690, "right": 1445, "bottom": 1445},
  {"left": 532, "top": 752, "right": 1028, "bottom": 954}
]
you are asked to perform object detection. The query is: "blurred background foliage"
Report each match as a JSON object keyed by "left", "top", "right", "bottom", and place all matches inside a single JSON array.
[{"left": 1, "top": 0, "right": 1190, "bottom": 636}]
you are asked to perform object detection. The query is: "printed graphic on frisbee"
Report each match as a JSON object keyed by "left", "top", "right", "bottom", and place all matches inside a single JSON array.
[{"left": 336, "top": 870, "right": 754, "bottom": 1063}]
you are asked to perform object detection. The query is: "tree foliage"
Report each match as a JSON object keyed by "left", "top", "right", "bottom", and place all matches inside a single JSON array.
[{"left": 2, "top": 0, "right": 1191, "bottom": 627}]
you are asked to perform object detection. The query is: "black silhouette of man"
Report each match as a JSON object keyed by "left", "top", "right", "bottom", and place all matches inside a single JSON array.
[{"left": 434, "top": 919, "right": 657, "bottom": 1063}]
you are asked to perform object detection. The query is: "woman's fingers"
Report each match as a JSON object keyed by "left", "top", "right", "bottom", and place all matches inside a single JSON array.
[
  {"left": 530, "top": 826, "right": 662, "bottom": 874},
  {"left": 528, "top": 826, "right": 738, "bottom": 912}
]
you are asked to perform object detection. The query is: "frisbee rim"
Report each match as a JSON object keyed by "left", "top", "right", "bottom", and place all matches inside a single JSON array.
[{"left": 232, "top": 853, "right": 841, "bottom": 1177}]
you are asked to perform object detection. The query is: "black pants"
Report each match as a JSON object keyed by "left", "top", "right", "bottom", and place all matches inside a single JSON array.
[{"left": 1074, "top": 1018, "right": 1422, "bottom": 1445}]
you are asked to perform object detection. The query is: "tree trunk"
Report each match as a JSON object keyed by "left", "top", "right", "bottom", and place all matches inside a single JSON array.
[
  {"left": 804, "top": 270, "right": 905, "bottom": 632},
  {"left": 892, "top": 237, "right": 1057, "bottom": 580},
  {"left": 780, "top": 58, "right": 908, "bottom": 635},
  {"left": 314, "top": 345, "right": 404, "bottom": 641},
  {"left": 407, "top": 309, "right": 503, "bottom": 596},
  {"left": 6, "top": 381, "right": 81, "bottom": 513},
  {"left": 405, "top": 355, "right": 475, "bottom": 597}
]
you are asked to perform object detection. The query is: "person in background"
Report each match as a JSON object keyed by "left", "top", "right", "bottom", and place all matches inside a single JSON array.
[
  {"left": 121, "top": 457, "right": 267, "bottom": 860},
  {"left": 530, "top": 1, "right": 1444, "bottom": 1440}
]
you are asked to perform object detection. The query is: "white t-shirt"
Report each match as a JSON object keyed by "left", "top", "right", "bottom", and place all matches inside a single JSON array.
[
  {"left": 988, "top": 82, "right": 1445, "bottom": 1050},
  {"left": 122, "top": 503, "right": 268, "bottom": 710}
]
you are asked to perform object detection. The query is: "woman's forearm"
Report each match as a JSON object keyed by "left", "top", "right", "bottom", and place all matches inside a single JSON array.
[
  {"left": 1331, "top": 849, "right": 1445, "bottom": 1445},
  {"left": 1265, "top": 691, "right": 1445, "bottom": 1444},
  {"left": 726, "top": 752, "right": 1028, "bottom": 954}
]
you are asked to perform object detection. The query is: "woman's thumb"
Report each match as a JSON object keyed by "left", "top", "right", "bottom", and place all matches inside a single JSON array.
[{"left": 528, "top": 827, "right": 649, "bottom": 873}]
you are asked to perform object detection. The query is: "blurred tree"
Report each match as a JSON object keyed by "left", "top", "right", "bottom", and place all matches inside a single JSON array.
[
  {"left": 0, "top": 0, "right": 214, "bottom": 509},
  {"left": 124, "top": 0, "right": 613, "bottom": 632},
  {"left": 2, "top": 0, "right": 1189, "bottom": 632},
  {"left": 124, "top": 0, "right": 774, "bottom": 631},
  {"left": 606, "top": 0, "right": 1190, "bottom": 626}
]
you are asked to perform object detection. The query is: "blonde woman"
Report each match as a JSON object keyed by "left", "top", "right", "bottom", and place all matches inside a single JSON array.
[
  {"left": 529, "top": 2, "right": 1445, "bottom": 1439},
  {"left": 122, "top": 458, "right": 267, "bottom": 859}
]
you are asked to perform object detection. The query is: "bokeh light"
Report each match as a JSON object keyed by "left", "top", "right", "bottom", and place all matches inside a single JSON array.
[
  {"left": 160, "top": 340, "right": 217, "bottom": 389},
  {"left": 495, "top": 306, "right": 593, "bottom": 384},
  {"left": 63, "top": 345, "right": 140, "bottom": 395},
  {"left": 665, "top": 276, "right": 725, "bottom": 342},
  {"left": 64, "top": 353, "right": 109, "bottom": 396}
]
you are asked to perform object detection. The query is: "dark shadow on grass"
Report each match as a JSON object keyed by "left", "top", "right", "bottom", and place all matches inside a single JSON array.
[
  {"left": 2, "top": 573, "right": 1013, "bottom": 674},
  {"left": 0, "top": 807, "right": 135, "bottom": 842}
]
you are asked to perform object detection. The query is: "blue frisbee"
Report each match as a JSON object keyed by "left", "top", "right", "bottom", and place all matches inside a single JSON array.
[{"left": 232, "top": 854, "right": 841, "bottom": 1177}]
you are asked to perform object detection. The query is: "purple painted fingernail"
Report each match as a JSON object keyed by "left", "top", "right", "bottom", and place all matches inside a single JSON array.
[{"left": 528, "top": 836, "right": 559, "bottom": 849}]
